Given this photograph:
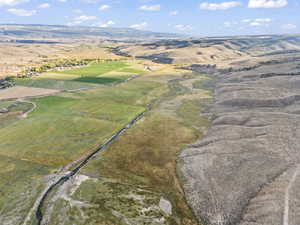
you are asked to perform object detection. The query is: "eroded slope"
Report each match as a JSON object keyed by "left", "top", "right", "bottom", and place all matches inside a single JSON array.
[{"left": 179, "top": 53, "right": 300, "bottom": 225}]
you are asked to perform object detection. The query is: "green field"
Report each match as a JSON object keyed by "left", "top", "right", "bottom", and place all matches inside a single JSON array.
[
  {"left": 0, "top": 155, "right": 52, "bottom": 224},
  {"left": 14, "top": 61, "right": 145, "bottom": 91},
  {"left": 73, "top": 76, "right": 130, "bottom": 84},
  {"left": 0, "top": 101, "right": 33, "bottom": 129},
  {"left": 0, "top": 101, "right": 14, "bottom": 109},
  {"left": 14, "top": 78, "right": 102, "bottom": 90},
  {"left": 0, "top": 57, "right": 209, "bottom": 225},
  {"left": 75, "top": 113, "right": 199, "bottom": 225},
  {"left": 0, "top": 79, "right": 161, "bottom": 166},
  {"left": 44, "top": 74, "right": 211, "bottom": 225},
  {"left": 56, "top": 61, "right": 128, "bottom": 76},
  {"left": 0, "top": 75, "right": 163, "bottom": 224}
]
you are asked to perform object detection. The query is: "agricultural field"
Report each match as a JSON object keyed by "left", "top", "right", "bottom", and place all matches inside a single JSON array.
[
  {"left": 38, "top": 72, "right": 212, "bottom": 225},
  {"left": 14, "top": 78, "right": 101, "bottom": 91},
  {"left": 2, "top": 19, "right": 300, "bottom": 225},
  {"left": 56, "top": 61, "right": 128, "bottom": 76},
  {"left": 15, "top": 60, "right": 145, "bottom": 89},
  {"left": 0, "top": 49, "right": 212, "bottom": 225},
  {"left": 0, "top": 58, "right": 180, "bottom": 225}
]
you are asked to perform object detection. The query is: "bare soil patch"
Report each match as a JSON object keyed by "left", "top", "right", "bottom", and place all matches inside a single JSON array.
[{"left": 0, "top": 86, "right": 60, "bottom": 101}]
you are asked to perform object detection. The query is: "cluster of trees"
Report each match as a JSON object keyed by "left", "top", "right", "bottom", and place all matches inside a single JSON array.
[
  {"left": 0, "top": 77, "right": 14, "bottom": 89},
  {"left": 17, "top": 58, "right": 93, "bottom": 78}
]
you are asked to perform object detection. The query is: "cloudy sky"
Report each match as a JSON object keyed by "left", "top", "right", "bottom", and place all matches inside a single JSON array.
[{"left": 0, "top": 0, "right": 299, "bottom": 36}]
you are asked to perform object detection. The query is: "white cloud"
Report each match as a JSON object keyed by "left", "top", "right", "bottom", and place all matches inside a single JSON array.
[
  {"left": 255, "top": 18, "right": 272, "bottom": 22},
  {"left": 175, "top": 24, "right": 193, "bottom": 31},
  {"left": 139, "top": 4, "right": 160, "bottom": 11},
  {"left": 247, "top": 18, "right": 272, "bottom": 26},
  {"left": 250, "top": 21, "right": 261, "bottom": 26},
  {"left": 0, "top": 0, "right": 29, "bottom": 6},
  {"left": 58, "top": 0, "right": 67, "bottom": 2},
  {"left": 7, "top": 8, "right": 36, "bottom": 16},
  {"left": 225, "top": 18, "right": 272, "bottom": 27},
  {"left": 99, "top": 4, "right": 110, "bottom": 10},
  {"left": 200, "top": 1, "right": 241, "bottom": 10},
  {"left": 130, "top": 22, "right": 148, "bottom": 30},
  {"left": 100, "top": 20, "right": 116, "bottom": 27},
  {"left": 38, "top": 3, "right": 50, "bottom": 8},
  {"left": 224, "top": 21, "right": 239, "bottom": 27},
  {"left": 248, "top": 0, "right": 288, "bottom": 8},
  {"left": 242, "top": 19, "right": 251, "bottom": 23},
  {"left": 281, "top": 23, "right": 297, "bottom": 30},
  {"left": 92, "top": 20, "right": 116, "bottom": 27},
  {"left": 170, "top": 10, "right": 178, "bottom": 16},
  {"left": 73, "top": 15, "right": 97, "bottom": 24}
]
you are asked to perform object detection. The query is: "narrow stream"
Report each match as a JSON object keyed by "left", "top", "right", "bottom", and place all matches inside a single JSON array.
[{"left": 35, "top": 110, "right": 147, "bottom": 225}]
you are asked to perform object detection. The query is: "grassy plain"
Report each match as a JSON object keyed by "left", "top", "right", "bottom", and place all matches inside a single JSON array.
[
  {"left": 45, "top": 73, "right": 212, "bottom": 225},
  {"left": 0, "top": 79, "right": 161, "bottom": 167},
  {"left": 79, "top": 113, "right": 199, "bottom": 225},
  {"left": 1, "top": 53, "right": 210, "bottom": 225},
  {"left": 0, "top": 101, "right": 33, "bottom": 128},
  {"left": 0, "top": 61, "right": 163, "bottom": 225},
  {"left": 14, "top": 78, "right": 101, "bottom": 90},
  {"left": 0, "top": 101, "right": 14, "bottom": 108}
]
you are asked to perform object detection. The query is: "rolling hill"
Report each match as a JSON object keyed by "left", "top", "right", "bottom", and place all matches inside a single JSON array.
[{"left": 0, "top": 24, "right": 182, "bottom": 39}]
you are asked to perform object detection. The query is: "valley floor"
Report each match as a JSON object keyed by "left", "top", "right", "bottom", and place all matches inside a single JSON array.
[
  {"left": 0, "top": 58, "right": 211, "bottom": 225},
  {"left": 3, "top": 35, "right": 300, "bottom": 225}
]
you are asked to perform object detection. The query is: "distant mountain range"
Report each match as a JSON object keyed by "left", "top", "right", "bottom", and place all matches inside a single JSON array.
[{"left": 0, "top": 24, "right": 182, "bottom": 39}]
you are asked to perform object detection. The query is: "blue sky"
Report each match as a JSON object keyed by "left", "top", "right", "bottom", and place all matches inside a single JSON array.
[{"left": 0, "top": 0, "right": 299, "bottom": 36}]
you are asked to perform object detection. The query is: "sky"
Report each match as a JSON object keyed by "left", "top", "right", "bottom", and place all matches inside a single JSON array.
[{"left": 0, "top": 0, "right": 299, "bottom": 37}]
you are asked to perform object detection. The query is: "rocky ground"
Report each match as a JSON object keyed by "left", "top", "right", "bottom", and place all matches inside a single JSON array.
[{"left": 179, "top": 53, "right": 300, "bottom": 225}]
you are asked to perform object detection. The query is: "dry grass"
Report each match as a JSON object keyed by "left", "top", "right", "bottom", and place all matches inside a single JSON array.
[
  {"left": 119, "top": 42, "right": 256, "bottom": 68},
  {"left": 59, "top": 45, "right": 122, "bottom": 60},
  {"left": 0, "top": 42, "right": 71, "bottom": 77},
  {"left": 84, "top": 113, "right": 200, "bottom": 225},
  {"left": 0, "top": 42, "right": 122, "bottom": 77},
  {"left": 0, "top": 86, "right": 60, "bottom": 100},
  {"left": 72, "top": 74, "right": 213, "bottom": 225}
]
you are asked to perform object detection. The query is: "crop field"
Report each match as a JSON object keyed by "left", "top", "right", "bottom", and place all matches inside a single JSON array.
[
  {"left": 56, "top": 61, "right": 128, "bottom": 76},
  {"left": 14, "top": 61, "right": 145, "bottom": 91},
  {"left": 14, "top": 78, "right": 102, "bottom": 90},
  {"left": 0, "top": 71, "right": 165, "bottom": 224},
  {"left": 0, "top": 52, "right": 211, "bottom": 225},
  {"left": 0, "top": 79, "right": 162, "bottom": 167},
  {"left": 2, "top": 24, "right": 300, "bottom": 225}
]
